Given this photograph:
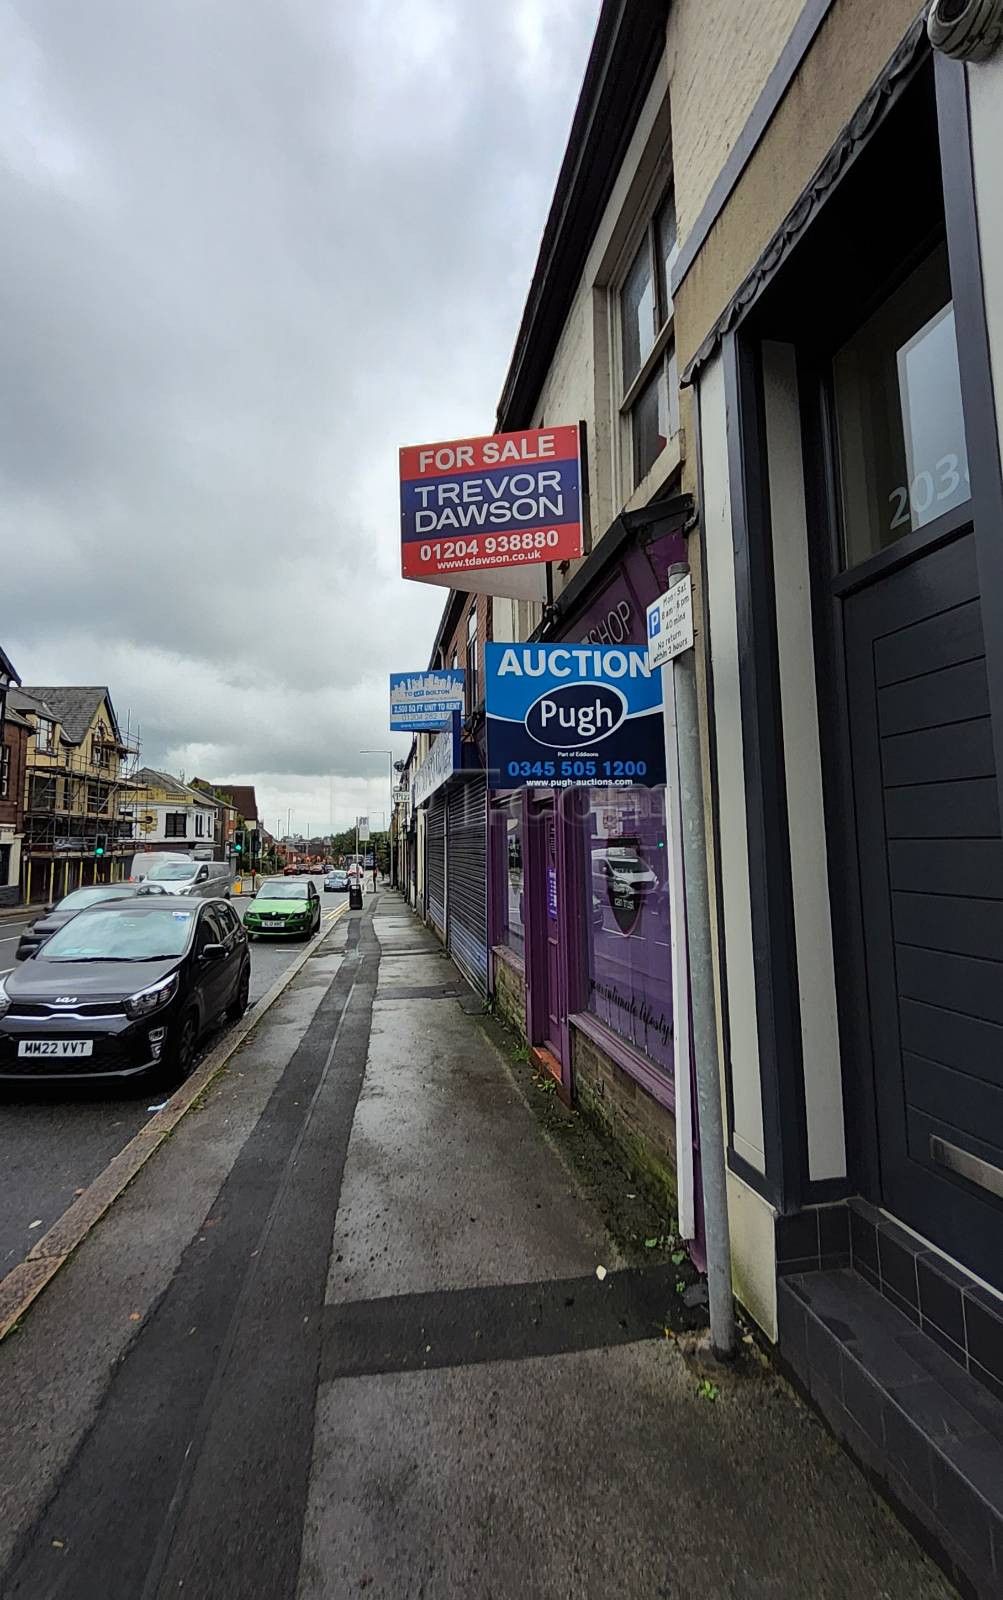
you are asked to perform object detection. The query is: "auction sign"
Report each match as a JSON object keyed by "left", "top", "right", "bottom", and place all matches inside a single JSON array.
[
  {"left": 400, "top": 425, "right": 583, "bottom": 584},
  {"left": 390, "top": 668, "right": 464, "bottom": 732},
  {"left": 484, "top": 643, "right": 664, "bottom": 791}
]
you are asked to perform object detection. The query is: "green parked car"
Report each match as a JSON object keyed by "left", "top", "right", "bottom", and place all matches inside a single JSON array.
[{"left": 242, "top": 878, "right": 321, "bottom": 940}]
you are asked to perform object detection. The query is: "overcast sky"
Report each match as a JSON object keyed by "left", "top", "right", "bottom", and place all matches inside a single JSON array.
[{"left": 1, "top": 0, "right": 600, "bottom": 837}]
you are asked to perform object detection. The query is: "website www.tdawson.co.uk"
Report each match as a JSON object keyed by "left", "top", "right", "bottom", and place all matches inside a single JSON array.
[{"left": 427, "top": 547, "right": 549, "bottom": 574}]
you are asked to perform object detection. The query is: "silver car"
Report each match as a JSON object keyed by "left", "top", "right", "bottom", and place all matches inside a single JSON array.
[{"left": 141, "top": 859, "right": 233, "bottom": 899}]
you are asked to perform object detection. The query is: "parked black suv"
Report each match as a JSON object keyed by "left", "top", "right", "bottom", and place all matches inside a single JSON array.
[{"left": 0, "top": 897, "right": 250, "bottom": 1086}]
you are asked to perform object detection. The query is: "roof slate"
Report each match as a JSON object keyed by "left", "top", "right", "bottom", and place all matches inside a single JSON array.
[
  {"left": 20, "top": 686, "right": 122, "bottom": 746},
  {"left": 7, "top": 687, "right": 59, "bottom": 722},
  {"left": 134, "top": 767, "right": 220, "bottom": 806}
]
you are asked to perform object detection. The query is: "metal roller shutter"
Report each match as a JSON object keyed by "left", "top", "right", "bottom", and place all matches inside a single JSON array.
[
  {"left": 447, "top": 776, "right": 488, "bottom": 993},
  {"left": 426, "top": 793, "right": 446, "bottom": 935}
]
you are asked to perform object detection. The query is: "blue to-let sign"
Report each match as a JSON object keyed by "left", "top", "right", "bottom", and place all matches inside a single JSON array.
[
  {"left": 390, "top": 669, "right": 465, "bottom": 732},
  {"left": 484, "top": 643, "right": 664, "bottom": 790}
]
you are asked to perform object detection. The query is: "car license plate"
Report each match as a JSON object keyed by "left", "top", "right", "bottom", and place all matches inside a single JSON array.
[
  {"left": 262, "top": 920, "right": 285, "bottom": 929},
  {"left": 17, "top": 1040, "right": 93, "bottom": 1058}
]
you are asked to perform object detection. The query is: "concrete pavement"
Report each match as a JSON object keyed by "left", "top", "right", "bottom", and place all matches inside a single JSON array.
[
  {"left": 0, "top": 874, "right": 344, "bottom": 1273},
  {"left": 0, "top": 894, "right": 957, "bottom": 1598}
]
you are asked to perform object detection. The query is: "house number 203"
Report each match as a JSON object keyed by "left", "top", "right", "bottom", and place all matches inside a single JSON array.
[{"left": 888, "top": 453, "right": 969, "bottom": 529}]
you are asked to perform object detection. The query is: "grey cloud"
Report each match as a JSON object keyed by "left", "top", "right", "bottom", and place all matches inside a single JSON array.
[{"left": 1, "top": 0, "right": 600, "bottom": 817}]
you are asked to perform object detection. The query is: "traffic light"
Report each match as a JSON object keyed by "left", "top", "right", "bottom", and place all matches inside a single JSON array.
[
  {"left": 233, "top": 829, "right": 244, "bottom": 855},
  {"left": 94, "top": 834, "right": 106, "bottom": 858}
]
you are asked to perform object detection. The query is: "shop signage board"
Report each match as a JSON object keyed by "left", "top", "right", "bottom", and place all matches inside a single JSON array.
[
  {"left": 399, "top": 425, "right": 584, "bottom": 600},
  {"left": 392, "top": 785, "right": 410, "bottom": 806},
  {"left": 412, "top": 715, "right": 461, "bottom": 807},
  {"left": 484, "top": 643, "right": 664, "bottom": 790},
  {"left": 389, "top": 668, "right": 465, "bottom": 732},
  {"left": 646, "top": 576, "right": 693, "bottom": 669}
]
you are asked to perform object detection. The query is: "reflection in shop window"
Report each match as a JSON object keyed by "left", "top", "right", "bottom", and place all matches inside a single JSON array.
[
  {"left": 493, "top": 796, "right": 524, "bottom": 959},
  {"left": 582, "top": 787, "right": 673, "bottom": 1078},
  {"left": 834, "top": 243, "right": 970, "bottom": 568}
]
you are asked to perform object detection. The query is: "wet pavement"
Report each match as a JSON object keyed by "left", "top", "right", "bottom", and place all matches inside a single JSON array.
[
  {"left": 0, "top": 894, "right": 958, "bottom": 1599},
  {"left": 0, "top": 875, "right": 344, "bottom": 1271}
]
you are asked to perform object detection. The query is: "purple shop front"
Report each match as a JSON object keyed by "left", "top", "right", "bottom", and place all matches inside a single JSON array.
[
  {"left": 560, "top": 530, "right": 682, "bottom": 1090},
  {"left": 490, "top": 524, "right": 691, "bottom": 1109},
  {"left": 506, "top": 520, "right": 701, "bottom": 1259}
]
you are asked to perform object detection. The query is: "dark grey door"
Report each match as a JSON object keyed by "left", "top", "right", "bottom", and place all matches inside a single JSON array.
[{"left": 844, "top": 530, "right": 1003, "bottom": 1287}]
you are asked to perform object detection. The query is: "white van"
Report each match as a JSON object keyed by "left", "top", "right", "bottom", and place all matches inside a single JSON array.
[
  {"left": 141, "top": 858, "right": 233, "bottom": 899},
  {"left": 128, "top": 851, "right": 194, "bottom": 883}
]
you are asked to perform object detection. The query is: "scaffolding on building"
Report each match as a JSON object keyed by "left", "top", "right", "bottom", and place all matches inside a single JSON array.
[{"left": 21, "top": 727, "right": 152, "bottom": 903}]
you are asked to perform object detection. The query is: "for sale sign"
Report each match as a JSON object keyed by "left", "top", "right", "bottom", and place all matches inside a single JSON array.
[
  {"left": 484, "top": 643, "right": 664, "bottom": 791},
  {"left": 399, "top": 425, "right": 583, "bottom": 586}
]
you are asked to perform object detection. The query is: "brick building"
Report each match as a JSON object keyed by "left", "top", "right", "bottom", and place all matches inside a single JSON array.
[{"left": 0, "top": 645, "right": 27, "bottom": 909}]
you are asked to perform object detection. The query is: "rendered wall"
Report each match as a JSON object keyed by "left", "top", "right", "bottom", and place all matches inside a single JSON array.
[{"left": 673, "top": 0, "right": 924, "bottom": 373}]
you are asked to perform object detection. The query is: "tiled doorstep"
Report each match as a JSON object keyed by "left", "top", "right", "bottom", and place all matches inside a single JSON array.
[
  {"left": 779, "top": 1268, "right": 1003, "bottom": 1600},
  {"left": 848, "top": 1198, "right": 1003, "bottom": 1405}
]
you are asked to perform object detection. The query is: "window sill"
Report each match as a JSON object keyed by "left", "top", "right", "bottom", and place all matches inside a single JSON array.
[
  {"left": 622, "top": 429, "right": 683, "bottom": 518},
  {"left": 492, "top": 943, "right": 525, "bottom": 976},
  {"left": 568, "top": 1010, "right": 675, "bottom": 1114}
]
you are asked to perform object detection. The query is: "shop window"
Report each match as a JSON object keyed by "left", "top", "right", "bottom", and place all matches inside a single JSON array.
[
  {"left": 833, "top": 243, "right": 970, "bottom": 568},
  {"left": 617, "top": 191, "right": 680, "bottom": 492},
  {"left": 582, "top": 787, "right": 673, "bottom": 1077},
  {"left": 492, "top": 796, "right": 524, "bottom": 959}
]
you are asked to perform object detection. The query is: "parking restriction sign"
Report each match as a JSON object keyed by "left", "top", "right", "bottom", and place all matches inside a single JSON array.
[{"left": 646, "top": 576, "right": 693, "bottom": 669}]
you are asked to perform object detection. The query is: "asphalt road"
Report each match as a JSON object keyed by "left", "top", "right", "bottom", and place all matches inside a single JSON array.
[{"left": 0, "top": 873, "right": 348, "bottom": 1273}]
